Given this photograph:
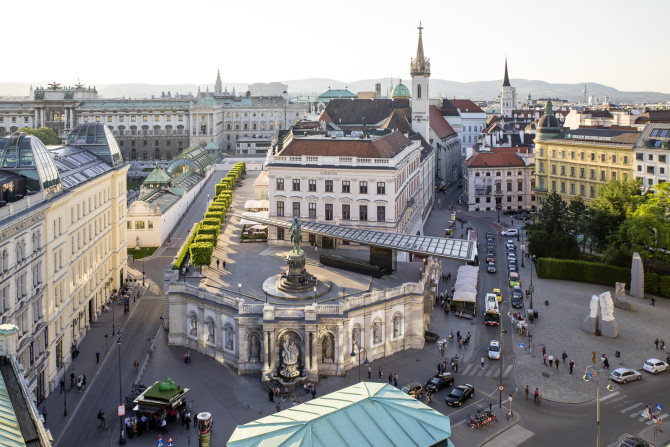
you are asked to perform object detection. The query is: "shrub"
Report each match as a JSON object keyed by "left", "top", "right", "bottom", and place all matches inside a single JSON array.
[
  {"left": 215, "top": 183, "right": 228, "bottom": 196},
  {"left": 198, "top": 224, "right": 219, "bottom": 237},
  {"left": 201, "top": 217, "right": 222, "bottom": 228},
  {"left": 189, "top": 242, "right": 214, "bottom": 266},
  {"left": 204, "top": 212, "right": 221, "bottom": 220},
  {"left": 537, "top": 258, "right": 630, "bottom": 286},
  {"left": 195, "top": 233, "right": 216, "bottom": 246},
  {"left": 172, "top": 223, "right": 200, "bottom": 270}
]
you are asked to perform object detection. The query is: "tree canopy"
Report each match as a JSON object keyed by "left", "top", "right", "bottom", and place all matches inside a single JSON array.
[{"left": 18, "top": 126, "right": 62, "bottom": 145}]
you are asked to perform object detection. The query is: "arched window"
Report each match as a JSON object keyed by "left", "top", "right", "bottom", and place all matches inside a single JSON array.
[
  {"left": 392, "top": 313, "right": 403, "bottom": 339},
  {"left": 372, "top": 319, "right": 382, "bottom": 344},
  {"left": 417, "top": 84, "right": 422, "bottom": 99},
  {"left": 130, "top": 149, "right": 137, "bottom": 161},
  {"left": 1, "top": 250, "right": 7, "bottom": 272},
  {"left": 188, "top": 314, "right": 198, "bottom": 337},
  {"left": 155, "top": 149, "right": 161, "bottom": 160},
  {"left": 223, "top": 323, "right": 234, "bottom": 351}
]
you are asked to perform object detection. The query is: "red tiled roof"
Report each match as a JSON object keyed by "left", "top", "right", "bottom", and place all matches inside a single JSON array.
[
  {"left": 429, "top": 105, "right": 457, "bottom": 138},
  {"left": 489, "top": 146, "right": 531, "bottom": 154},
  {"left": 277, "top": 131, "right": 412, "bottom": 159},
  {"left": 466, "top": 152, "right": 525, "bottom": 168},
  {"left": 445, "top": 99, "right": 485, "bottom": 114}
]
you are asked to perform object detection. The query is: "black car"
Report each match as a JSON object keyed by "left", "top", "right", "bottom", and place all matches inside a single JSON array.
[
  {"left": 511, "top": 294, "right": 524, "bottom": 308},
  {"left": 618, "top": 436, "right": 650, "bottom": 447},
  {"left": 445, "top": 384, "right": 475, "bottom": 407},
  {"left": 425, "top": 372, "right": 455, "bottom": 393},
  {"left": 401, "top": 382, "right": 424, "bottom": 399}
]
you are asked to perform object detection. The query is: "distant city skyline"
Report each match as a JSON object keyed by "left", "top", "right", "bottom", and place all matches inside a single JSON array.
[{"left": 5, "top": 0, "right": 670, "bottom": 93}]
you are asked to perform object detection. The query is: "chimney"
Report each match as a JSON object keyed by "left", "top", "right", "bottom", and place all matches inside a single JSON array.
[{"left": 375, "top": 83, "right": 381, "bottom": 99}]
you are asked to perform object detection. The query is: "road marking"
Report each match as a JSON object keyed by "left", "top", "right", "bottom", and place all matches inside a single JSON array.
[
  {"left": 485, "top": 366, "right": 498, "bottom": 377},
  {"left": 461, "top": 364, "right": 474, "bottom": 375},
  {"left": 620, "top": 402, "right": 644, "bottom": 414},
  {"left": 482, "top": 425, "right": 534, "bottom": 447},
  {"left": 503, "top": 365, "right": 513, "bottom": 377},
  {"left": 599, "top": 391, "right": 620, "bottom": 402}
]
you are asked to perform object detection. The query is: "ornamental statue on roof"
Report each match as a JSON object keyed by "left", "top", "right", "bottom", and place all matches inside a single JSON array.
[{"left": 48, "top": 82, "right": 62, "bottom": 90}]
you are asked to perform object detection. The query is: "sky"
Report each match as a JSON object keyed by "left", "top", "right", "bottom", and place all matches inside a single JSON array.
[{"left": 5, "top": 0, "right": 670, "bottom": 93}]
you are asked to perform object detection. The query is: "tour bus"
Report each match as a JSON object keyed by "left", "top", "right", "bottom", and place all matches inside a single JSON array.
[{"left": 484, "top": 293, "right": 500, "bottom": 326}]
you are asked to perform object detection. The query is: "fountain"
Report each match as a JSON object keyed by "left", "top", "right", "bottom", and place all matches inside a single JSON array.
[
  {"left": 267, "top": 331, "right": 309, "bottom": 388},
  {"left": 262, "top": 217, "right": 331, "bottom": 300}
]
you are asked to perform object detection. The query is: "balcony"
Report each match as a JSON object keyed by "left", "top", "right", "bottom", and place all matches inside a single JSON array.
[{"left": 532, "top": 186, "right": 548, "bottom": 193}]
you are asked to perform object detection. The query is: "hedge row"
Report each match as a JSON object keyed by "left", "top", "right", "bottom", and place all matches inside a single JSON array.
[
  {"left": 172, "top": 222, "right": 200, "bottom": 270},
  {"left": 537, "top": 257, "right": 670, "bottom": 298}
]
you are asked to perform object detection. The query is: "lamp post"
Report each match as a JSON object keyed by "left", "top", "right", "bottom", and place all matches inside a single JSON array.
[
  {"left": 117, "top": 330, "right": 126, "bottom": 444},
  {"left": 529, "top": 255, "right": 536, "bottom": 311},
  {"left": 63, "top": 378, "right": 68, "bottom": 416},
  {"left": 237, "top": 282, "right": 242, "bottom": 300},
  {"left": 583, "top": 366, "right": 614, "bottom": 447},
  {"left": 142, "top": 260, "right": 145, "bottom": 287},
  {"left": 499, "top": 300, "right": 507, "bottom": 408},
  {"left": 350, "top": 346, "right": 369, "bottom": 382}
]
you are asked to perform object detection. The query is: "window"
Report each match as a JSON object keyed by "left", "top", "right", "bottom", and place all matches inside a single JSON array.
[
  {"left": 135, "top": 221, "right": 145, "bottom": 229},
  {"left": 292, "top": 202, "right": 300, "bottom": 217},
  {"left": 308, "top": 203, "right": 316, "bottom": 219},
  {"left": 376, "top": 182, "right": 386, "bottom": 194},
  {"left": 276, "top": 178, "right": 284, "bottom": 190},
  {"left": 308, "top": 180, "right": 316, "bottom": 192},
  {"left": 417, "top": 84, "right": 421, "bottom": 99},
  {"left": 551, "top": 181, "right": 556, "bottom": 192},
  {"left": 590, "top": 169, "right": 595, "bottom": 179},
  {"left": 580, "top": 185, "right": 585, "bottom": 196},
  {"left": 325, "top": 204, "right": 333, "bottom": 221},
  {"left": 580, "top": 168, "right": 585, "bottom": 178},
  {"left": 612, "top": 155, "right": 617, "bottom": 163},
  {"left": 325, "top": 180, "right": 333, "bottom": 193},
  {"left": 127, "top": 221, "right": 132, "bottom": 230},
  {"left": 277, "top": 228, "right": 284, "bottom": 240},
  {"left": 342, "top": 181, "right": 350, "bottom": 193},
  {"left": 624, "top": 156, "right": 629, "bottom": 164},
  {"left": 636, "top": 153, "right": 644, "bottom": 161},
  {"left": 376, "top": 206, "right": 386, "bottom": 222},
  {"left": 539, "top": 148, "right": 544, "bottom": 156},
  {"left": 560, "top": 166, "right": 566, "bottom": 176},
  {"left": 660, "top": 155, "right": 667, "bottom": 163},
  {"left": 601, "top": 154, "right": 605, "bottom": 162},
  {"left": 276, "top": 201, "right": 284, "bottom": 217},
  {"left": 612, "top": 171, "right": 617, "bottom": 180},
  {"left": 342, "top": 204, "right": 350, "bottom": 220},
  {"left": 507, "top": 182, "right": 512, "bottom": 192},
  {"left": 359, "top": 181, "right": 368, "bottom": 194},
  {"left": 560, "top": 182, "right": 566, "bottom": 193},
  {"left": 517, "top": 181, "right": 523, "bottom": 191},
  {"left": 570, "top": 183, "right": 575, "bottom": 195},
  {"left": 591, "top": 153, "right": 595, "bottom": 161},
  {"left": 539, "top": 162, "right": 544, "bottom": 173},
  {"left": 590, "top": 186, "right": 596, "bottom": 198},
  {"left": 648, "top": 154, "right": 654, "bottom": 161},
  {"left": 571, "top": 151, "right": 575, "bottom": 160},
  {"left": 570, "top": 167, "right": 575, "bottom": 177},
  {"left": 359, "top": 205, "right": 368, "bottom": 221},
  {"left": 551, "top": 165, "right": 556, "bottom": 175},
  {"left": 600, "top": 170, "right": 606, "bottom": 181}
]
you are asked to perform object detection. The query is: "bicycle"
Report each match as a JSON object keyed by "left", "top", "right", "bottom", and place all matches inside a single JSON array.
[{"left": 534, "top": 395, "right": 541, "bottom": 406}]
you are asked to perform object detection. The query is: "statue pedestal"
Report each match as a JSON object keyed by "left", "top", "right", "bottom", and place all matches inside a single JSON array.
[{"left": 287, "top": 250, "right": 306, "bottom": 276}]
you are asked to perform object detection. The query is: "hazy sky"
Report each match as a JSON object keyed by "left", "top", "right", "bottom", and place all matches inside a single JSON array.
[{"left": 7, "top": 0, "right": 669, "bottom": 92}]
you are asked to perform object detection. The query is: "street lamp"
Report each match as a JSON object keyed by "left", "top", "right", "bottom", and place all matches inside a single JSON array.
[
  {"left": 350, "top": 346, "right": 369, "bottom": 382},
  {"left": 313, "top": 285, "right": 317, "bottom": 304},
  {"left": 142, "top": 260, "right": 145, "bottom": 287},
  {"left": 237, "top": 282, "right": 242, "bottom": 299},
  {"left": 499, "top": 300, "right": 507, "bottom": 408},
  {"left": 583, "top": 366, "right": 614, "bottom": 447},
  {"left": 117, "top": 331, "right": 126, "bottom": 444},
  {"left": 529, "top": 255, "right": 536, "bottom": 311},
  {"left": 63, "top": 378, "right": 68, "bottom": 416}
]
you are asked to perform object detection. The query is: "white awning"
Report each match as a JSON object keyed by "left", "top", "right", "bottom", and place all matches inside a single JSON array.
[
  {"left": 239, "top": 211, "right": 269, "bottom": 225},
  {"left": 244, "top": 199, "right": 269, "bottom": 210}
]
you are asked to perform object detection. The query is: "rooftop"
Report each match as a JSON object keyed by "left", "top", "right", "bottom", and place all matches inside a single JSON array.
[
  {"left": 276, "top": 131, "right": 414, "bottom": 159},
  {"left": 442, "top": 99, "right": 485, "bottom": 115},
  {"left": 563, "top": 128, "right": 640, "bottom": 144},
  {"left": 466, "top": 152, "right": 526, "bottom": 168},
  {"left": 320, "top": 98, "right": 410, "bottom": 126},
  {"left": 227, "top": 382, "right": 452, "bottom": 447},
  {"left": 429, "top": 105, "right": 457, "bottom": 139}
]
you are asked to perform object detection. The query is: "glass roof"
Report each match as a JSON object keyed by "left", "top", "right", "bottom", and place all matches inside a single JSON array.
[
  {"left": 66, "top": 123, "right": 123, "bottom": 167},
  {"left": 0, "top": 133, "right": 62, "bottom": 193},
  {"left": 235, "top": 215, "right": 476, "bottom": 262}
]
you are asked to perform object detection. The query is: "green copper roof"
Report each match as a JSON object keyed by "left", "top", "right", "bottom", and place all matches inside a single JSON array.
[
  {"left": 392, "top": 81, "right": 411, "bottom": 99},
  {"left": 143, "top": 166, "right": 171, "bottom": 185},
  {"left": 204, "top": 141, "right": 219, "bottom": 151},
  {"left": 0, "top": 370, "right": 26, "bottom": 447},
  {"left": 227, "top": 382, "right": 453, "bottom": 447}
]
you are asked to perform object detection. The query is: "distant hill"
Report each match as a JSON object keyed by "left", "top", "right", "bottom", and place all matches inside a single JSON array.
[{"left": 1, "top": 79, "right": 668, "bottom": 104}]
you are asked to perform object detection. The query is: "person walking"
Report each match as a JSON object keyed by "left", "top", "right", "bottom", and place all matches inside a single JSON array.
[
  {"left": 216, "top": 259, "right": 220, "bottom": 269},
  {"left": 661, "top": 339, "right": 666, "bottom": 351},
  {"left": 42, "top": 406, "right": 47, "bottom": 422},
  {"left": 569, "top": 360, "right": 575, "bottom": 374},
  {"left": 541, "top": 345, "right": 546, "bottom": 356},
  {"left": 555, "top": 358, "right": 560, "bottom": 370},
  {"left": 543, "top": 353, "right": 548, "bottom": 366},
  {"left": 548, "top": 354, "right": 554, "bottom": 368},
  {"left": 561, "top": 351, "right": 568, "bottom": 362},
  {"left": 268, "top": 388, "right": 274, "bottom": 402},
  {"left": 96, "top": 352, "right": 100, "bottom": 364},
  {"left": 651, "top": 297, "right": 656, "bottom": 306},
  {"left": 481, "top": 356, "right": 485, "bottom": 369},
  {"left": 603, "top": 356, "right": 610, "bottom": 369},
  {"left": 367, "top": 365, "right": 372, "bottom": 379},
  {"left": 378, "top": 367, "right": 383, "bottom": 380},
  {"left": 534, "top": 388, "right": 540, "bottom": 405},
  {"left": 222, "top": 260, "right": 226, "bottom": 269},
  {"left": 59, "top": 378, "right": 65, "bottom": 393},
  {"left": 388, "top": 373, "right": 393, "bottom": 384},
  {"left": 275, "top": 402, "right": 281, "bottom": 412},
  {"left": 655, "top": 338, "right": 660, "bottom": 350},
  {"left": 311, "top": 386, "right": 317, "bottom": 399},
  {"left": 393, "top": 373, "right": 398, "bottom": 387},
  {"left": 525, "top": 385, "right": 529, "bottom": 400}
]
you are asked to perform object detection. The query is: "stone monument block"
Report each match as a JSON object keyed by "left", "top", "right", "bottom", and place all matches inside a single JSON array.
[
  {"left": 581, "top": 295, "right": 599, "bottom": 334},
  {"left": 598, "top": 291, "right": 619, "bottom": 338},
  {"left": 630, "top": 252, "right": 644, "bottom": 298},
  {"left": 613, "top": 282, "right": 636, "bottom": 311}
]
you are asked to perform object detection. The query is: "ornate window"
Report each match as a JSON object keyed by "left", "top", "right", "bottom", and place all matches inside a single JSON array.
[
  {"left": 372, "top": 319, "right": 382, "bottom": 344},
  {"left": 248, "top": 332, "right": 261, "bottom": 362},
  {"left": 351, "top": 324, "right": 361, "bottom": 351},
  {"left": 206, "top": 319, "right": 215, "bottom": 343},
  {"left": 417, "top": 84, "right": 422, "bottom": 99},
  {"left": 224, "top": 323, "right": 234, "bottom": 351}
]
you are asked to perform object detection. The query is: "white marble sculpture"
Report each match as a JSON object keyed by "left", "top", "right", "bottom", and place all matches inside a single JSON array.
[
  {"left": 630, "top": 252, "right": 645, "bottom": 298},
  {"left": 614, "top": 282, "right": 636, "bottom": 311},
  {"left": 598, "top": 291, "right": 620, "bottom": 338},
  {"left": 582, "top": 295, "right": 600, "bottom": 333}
]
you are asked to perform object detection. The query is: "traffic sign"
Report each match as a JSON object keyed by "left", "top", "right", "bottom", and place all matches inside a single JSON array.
[
  {"left": 167, "top": 438, "right": 174, "bottom": 447},
  {"left": 157, "top": 440, "right": 164, "bottom": 447},
  {"left": 657, "top": 403, "right": 663, "bottom": 411},
  {"left": 117, "top": 405, "right": 125, "bottom": 417},
  {"left": 498, "top": 385, "right": 505, "bottom": 391},
  {"left": 518, "top": 343, "right": 525, "bottom": 349}
]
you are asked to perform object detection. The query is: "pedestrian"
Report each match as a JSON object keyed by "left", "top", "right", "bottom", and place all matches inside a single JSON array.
[
  {"left": 600, "top": 353, "right": 606, "bottom": 368},
  {"left": 457, "top": 330, "right": 461, "bottom": 340},
  {"left": 541, "top": 345, "right": 546, "bottom": 356},
  {"left": 426, "top": 389, "right": 433, "bottom": 403},
  {"left": 603, "top": 356, "right": 610, "bottom": 369},
  {"left": 59, "top": 378, "right": 65, "bottom": 393},
  {"left": 98, "top": 410, "right": 105, "bottom": 428},
  {"left": 393, "top": 373, "right": 398, "bottom": 387},
  {"left": 655, "top": 338, "right": 660, "bottom": 349},
  {"left": 481, "top": 356, "right": 485, "bottom": 369},
  {"left": 651, "top": 297, "right": 656, "bottom": 306},
  {"left": 555, "top": 358, "right": 560, "bottom": 370},
  {"left": 378, "top": 367, "right": 383, "bottom": 380},
  {"left": 388, "top": 373, "right": 393, "bottom": 384},
  {"left": 96, "top": 352, "right": 100, "bottom": 364},
  {"left": 42, "top": 405, "right": 47, "bottom": 422},
  {"left": 311, "top": 386, "right": 317, "bottom": 399},
  {"left": 534, "top": 388, "right": 540, "bottom": 405},
  {"left": 569, "top": 360, "right": 575, "bottom": 374},
  {"left": 184, "top": 412, "right": 191, "bottom": 430},
  {"left": 548, "top": 354, "right": 554, "bottom": 368},
  {"left": 70, "top": 371, "right": 75, "bottom": 387},
  {"left": 543, "top": 353, "right": 547, "bottom": 366},
  {"left": 268, "top": 388, "right": 274, "bottom": 402},
  {"left": 525, "top": 385, "right": 529, "bottom": 400},
  {"left": 466, "top": 332, "right": 471, "bottom": 343},
  {"left": 160, "top": 418, "right": 167, "bottom": 434},
  {"left": 216, "top": 259, "right": 220, "bottom": 269},
  {"left": 222, "top": 260, "right": 226, "bottom": 269},
  {"left": 661, "top": 339, "right": 666, "bottom": 351},
  {"left": 275, "top": 402, "right": 281, "bottom": 412},
  {"left": 367, "top": 365, "right": 372, "bottom": 379},
  {"left": 561, "top": 351, "right": 567, "bottom": 362}
]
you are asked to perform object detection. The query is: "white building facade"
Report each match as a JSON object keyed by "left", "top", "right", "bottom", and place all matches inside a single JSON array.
[{"left": 634, "top": 123, "right": 670, "bottom": 191}]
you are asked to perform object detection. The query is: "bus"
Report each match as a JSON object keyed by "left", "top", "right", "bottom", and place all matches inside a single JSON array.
[
  {"left": 467, "top": 229, "right": 479, "bottom": 266},
  {"left": 484, "top": 293, "right": 500, "bottom": 326}
]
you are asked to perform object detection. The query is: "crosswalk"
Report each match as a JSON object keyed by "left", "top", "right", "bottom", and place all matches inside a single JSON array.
[
  {"left": 607, "top": 395, "right": 669, "bottom": 426},
  {"left": 459, "top": 363, "right": 514, "bottom": 378}
]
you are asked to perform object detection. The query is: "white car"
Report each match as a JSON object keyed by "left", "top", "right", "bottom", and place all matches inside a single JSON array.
[
  {"left": 642, "top": 358, "right": 669, "bottom": 374},
  {"left": 610, "top": 368, "right": 642, "bottom": 384},
  {"left": 501, "top": 229, "right": 519, "bottom": 236},
  {"left": 488, "top": 340, "right": 501, "bottom": 360}
]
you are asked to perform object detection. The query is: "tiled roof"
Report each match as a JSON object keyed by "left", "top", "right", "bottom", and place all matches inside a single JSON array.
[
  {"left": 277, "top": 131, "right": 413, "bottom": 158},
  {"left": 380, "top": 109, "right": 413, "bottom": 134},
  {"left": 320, "top": 99, "right": 410, "bottom": 126},
  {"left": 442, "top": 99, "right": 485, "bottom": 114},
  {"left": 466, "top": 152, "right": 525, "bottom": 168},
  {"left": 489, "top": 146, "right": 531, "bottom": 154},
  {"left": 634, "top": 110, "right": 670, "bottom": 125},
  {"left": 429, "top": 106, "right": 456, "bottom": 138}
]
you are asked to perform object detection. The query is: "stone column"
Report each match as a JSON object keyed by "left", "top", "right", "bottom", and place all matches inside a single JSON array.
[
  {"left": 262, "top": 329, "right": 270, "bottom": 371},
  {"left": 384, "top": 305, "right": 393, "bottom": 356},
  {"left": 305, "top": 325, "right": 317, "bottom": 380},
  {"left": 63, "top": 108, "right": 68, "bottom": 130},
  {"left": 336, "top": 323, "right": 345, "bottom": 375},
  {"left": 70, "top": 108, "right": 74, "bottom": 127},
  {"left": 34, "top": 109, "right": 38, "bottom": 127},
  {"left": 40, "top": 109, "right": 45, "bottom": 127}
]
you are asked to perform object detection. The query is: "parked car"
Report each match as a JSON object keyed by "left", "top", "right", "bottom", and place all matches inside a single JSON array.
[
  {"left": 485, "top": 232, "right": 494, "bottom": 240},
  {"left": 642, "top": 358, "right": 669, "bottom": 374},
  {"left": 425, "top": 372, "right": 455, "bottom": 393},
  {"left": 501, "top": 229, "right": 519, "bottom": 236},
  {"left": 487, "top": 263, "right": 497, "bottom": 273},
  {"left": 509, "top": 272, "right": 520, "bottom": 287},
  {"left": 610, "top": 368, "right": 642, "bottom": 384},
  {"left": 508, "top": 264, "right": 518, "bottom": 273},
  {"left": 486, "top": 255, "right": 496, "bottom": 263},
  {"left": 617, "top": 436, "right": 650, "bottom": 447},
  {"left": 511, "top": 294, "right": 524, "bottom": 309},
  {"left": 492, "top": 288, "right": 502, "bottom": 302},
  {"left": 401, "top": 382, "right": 424, "bottom": 399},
  {"left": 445, "top": 384, "right": 475, "bottom": 407},
  {"left": 488, "top": 340, "right": 501, "bottom": 359}
]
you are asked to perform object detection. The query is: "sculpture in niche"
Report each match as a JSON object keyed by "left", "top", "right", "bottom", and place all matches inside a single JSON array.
[
  {"left": 322, "top": 333, "right": 334, "bottom": 361},
  {"left": 351, "top": 327, "right": 361, "bottom": 350},
  {"left": 224, "top": 324, "right": 234, "bottom": 350},
  {"left": 189, "top": 315, "right": 198, "bottom": 336},
  {"left": 392, "top": 315, "right": 400, "bottom": 338},
  {"left": 249, "top": 333, "right": 260, "bottom": 362},
  {"left": 279, "top": 332, "right": 301, "bottom": 379},
  {"left": 372, "top": 321, "right": 381, "bottom": 344},
  {"left": 206, "top": 320, "right": 215, "bottom": 343}
]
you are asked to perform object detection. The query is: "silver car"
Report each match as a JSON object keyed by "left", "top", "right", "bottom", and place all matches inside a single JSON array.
[{"left": 610, "top": 368, "right": 642, "bottom": 384}]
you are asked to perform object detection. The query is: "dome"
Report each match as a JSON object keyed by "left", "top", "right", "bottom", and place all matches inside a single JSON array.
[
  {"left": 537, "top": 114, "right": 560, "bottom": 129},
  {"left": 66, "top": 123, "right": 123, "bottom": 167},
  {"left": 0, "top": 132, "right": 62, "bottom": 194},
  {"left": 392, "top": 80, "right": 411, "bottom": 99},
  {"left": 535, "top": 100, "right": 562, "bottom": 140}
]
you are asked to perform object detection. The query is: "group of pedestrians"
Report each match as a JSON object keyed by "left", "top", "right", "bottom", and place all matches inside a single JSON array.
[
  {"left": 654, "top": 338, "right": 666, "bottom": 351},
  {"left": 541, "top": 347, "right": 576, "bottom": 374},
  {"left": 524, "top": 385, "right": 542, "bottom": 405}
]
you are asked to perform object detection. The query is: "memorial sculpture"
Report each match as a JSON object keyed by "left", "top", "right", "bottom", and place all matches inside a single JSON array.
[
  {"left": 630, "top": 252, "right": 644, "bottom": 298},
  {"left": 613, "top": 282, "right": 636, "bottom": 311},
  {"left": 582, "top": 295, "right": 599, "bottom": 334},
  {"left": 582, "top": 291, "right": 619, "bottom": 338}
]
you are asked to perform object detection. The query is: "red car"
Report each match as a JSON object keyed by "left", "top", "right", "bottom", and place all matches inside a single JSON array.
[{"left": 486, "top": 255, "right": 495, "bottom": 263}]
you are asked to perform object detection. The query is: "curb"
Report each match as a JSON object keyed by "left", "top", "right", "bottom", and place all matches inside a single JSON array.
[{"left": 477, "top": 414, "right": 521, "bottom": 447}]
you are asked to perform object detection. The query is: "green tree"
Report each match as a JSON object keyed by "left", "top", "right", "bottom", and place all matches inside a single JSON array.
[
  {"left": 189, "top": 242, "right": 214, "bottom": 269},
  {"left": 565, "top": 196, "right": 588, "bottom": 237},
  {"left": 591, "top": 179, "right": 643, "bottom": 223},
  {"left": 537, "top": 192, "right": 568, "bottom": 234},
  {"left": 18, "top": 126, "right": 62, "bottom": 145}
]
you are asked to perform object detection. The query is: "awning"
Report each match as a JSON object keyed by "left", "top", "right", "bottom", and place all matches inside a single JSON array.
[
  {"left": 244, "top": 199, "right": 269, "bottom": 210},
  {"left": 239, "top": 211, "right": 269, "bottom": 225}
]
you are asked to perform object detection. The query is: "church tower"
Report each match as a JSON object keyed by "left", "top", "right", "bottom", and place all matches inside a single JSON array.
[
  {"left": 215, "top": 68, "right": 223, "bottom": 95},
  {"left": 410, "top": 23, "right": 430, "bottom": 141},
  {"left": 583, "top": 84, "right": 588, "bottom": 105},
  {"left": 500, "top": 58, "right": 516, "bottom": 118}
]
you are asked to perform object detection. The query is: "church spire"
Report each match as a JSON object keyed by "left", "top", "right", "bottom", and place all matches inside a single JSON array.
[
  {"left": 503, "top": 57, "right": 511, "bottom": 87},
  {"left": 410, "top": 22, "right": 430, "bottom": 76},
  {"left": 215, "top": 68, "right": 223, "bottom": 95}
]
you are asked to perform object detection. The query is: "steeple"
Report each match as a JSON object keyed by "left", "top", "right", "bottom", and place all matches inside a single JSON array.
[
  {"left": 502, "top": 57, "right": 511, "bottom": 87},
  {"left": 215, "top": 68, "right": 223, "bottom": 95},
  {"left": 410, "top": 22, "right": 430, "bottom": 76}
]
